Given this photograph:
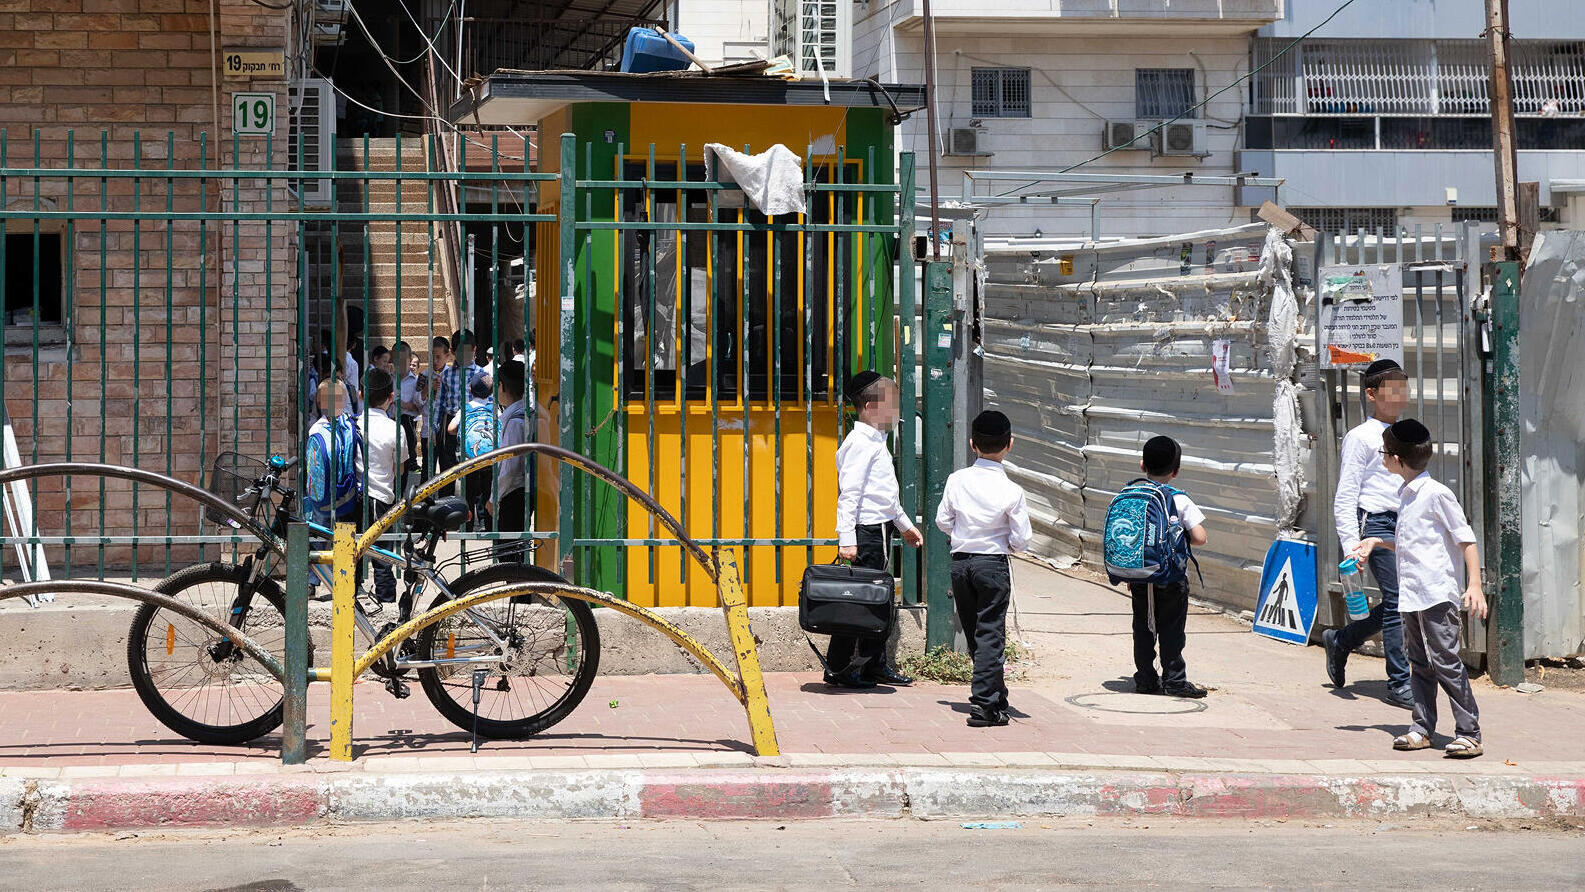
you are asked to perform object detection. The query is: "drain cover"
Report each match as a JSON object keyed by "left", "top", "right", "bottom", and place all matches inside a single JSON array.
[{"left": 1064, "top": 691, "right": 1209, "bottom": 715}]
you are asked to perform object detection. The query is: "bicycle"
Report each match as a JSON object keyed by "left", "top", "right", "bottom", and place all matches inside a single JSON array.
[{"left": 126, "top": 452, "right": 600, "bottom": 745}]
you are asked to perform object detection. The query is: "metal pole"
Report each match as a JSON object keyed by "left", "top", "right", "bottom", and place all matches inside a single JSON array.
[
  {"left": 1485, "top": 0, "right": 1522, "bottom": 262},
  {"left": 921, "top": 0, "right": 943, "bottom": 261},
  {"left": 921, "top": 261, "right": 955, "bottom": 649},
  {"left": 327, "top": 522, "right": 358, "bottom": 762},
  {"left": 1484, "top": 261, "right": 1524, "bottom": 685},
  {"left": 282, "top": 523, "right": 310, "bottom": 765}
]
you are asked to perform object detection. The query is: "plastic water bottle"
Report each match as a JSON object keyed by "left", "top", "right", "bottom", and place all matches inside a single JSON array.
[{"left": 1339, "top": 557, "right": 1371, "bottom": 622}]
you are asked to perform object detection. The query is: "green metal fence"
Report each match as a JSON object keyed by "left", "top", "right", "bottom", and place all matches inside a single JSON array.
[{"left": 0, "top": 129, "right": 936, "bottom": 610}]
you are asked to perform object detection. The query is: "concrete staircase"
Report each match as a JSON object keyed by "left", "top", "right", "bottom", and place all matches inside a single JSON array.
[{"left": 335, "top": 138, "right": 459, "bottom": 352}]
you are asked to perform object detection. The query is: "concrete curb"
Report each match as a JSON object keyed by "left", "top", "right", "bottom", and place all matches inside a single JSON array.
[{"left": 4, "top": 767, "right": 1583, "bottom": 833}]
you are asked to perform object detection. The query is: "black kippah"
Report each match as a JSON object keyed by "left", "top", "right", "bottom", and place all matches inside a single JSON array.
[
  {"left": 1387, "top": 418, "right": 1431, "bottom": 446},
  {"left": 972, "top": 410, "right": 1011, "bottom": 438},
  {"left": 1363, "top": 358, "right": 1407, "bottom": 382},
  {"left": 846, "top": 370, "right": 883, "bottom": 402}
]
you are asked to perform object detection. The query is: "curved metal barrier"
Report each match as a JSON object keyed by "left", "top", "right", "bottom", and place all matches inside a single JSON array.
[
  {"left": 0, "top": 462, "right": 284, "bottom": 561},
  {"left": 0, "top": 580, "right": 283, "bottom": 682},
  {"left": 303, "top": 443, "right": 779, "bottom": 761},
  {"left": 0, "top": 451, "right": 780, "bottom": 762},
  {"left": 351, "top": 580, "right": 743, "bottom": 701}
]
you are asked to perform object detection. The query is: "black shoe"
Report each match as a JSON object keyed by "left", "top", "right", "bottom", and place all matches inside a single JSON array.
[
  {"left": 1387, "top": 686, "right": 1415, "bottom": 710},
  {"left": 1135, "top": 679, "right": 1163, "bottom": 695},
  {"left": 823, "top": 670, "right": 877, "bottom": 690},
  {"left": 1323, "top": 629, "right": 1348, "bottom": 689},
  {"left": 867, "top": 666, "right": 914, "bottom": 687},
  {"left": 1164, "top": 682, "right": 1208, "bottom": 699},
  {"left": 966, "top": 708, "right": 1010, "bottom": 728}
]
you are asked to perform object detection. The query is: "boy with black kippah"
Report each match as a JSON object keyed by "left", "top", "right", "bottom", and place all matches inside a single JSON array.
[
  {"left": 1354, "top": 419, "right": 1486, "bottom": 758},
  {"left": 828, "top": 371, "right": 923, "bottom": 689},
  {"left": 936, "top": 409, "right": 1033, "bottom": 727},
  {"left": 1326, "top": 358, "right": 1414, "bottom": 708}
]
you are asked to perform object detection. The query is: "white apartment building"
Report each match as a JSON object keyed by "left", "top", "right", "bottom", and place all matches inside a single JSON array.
[
  {"left": 854, "top": 1, "right": 1288, "bottom": 238},
  {"left": 844, "top": 0, "right": 1585, "bottom": 238}
]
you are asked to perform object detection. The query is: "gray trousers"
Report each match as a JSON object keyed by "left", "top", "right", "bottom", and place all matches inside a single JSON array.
[{"left": 1402, "top": 602, "right": 1481, "bottom": 741}]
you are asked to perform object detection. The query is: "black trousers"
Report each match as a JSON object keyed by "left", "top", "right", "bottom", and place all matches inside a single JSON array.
[
  {"left": 951, "top": 553, "right": 1012, "bottom": 713},
  {"left": 358, "top": 498, "right": 397, "bottom": 602},
  {"left": 1129, "top": 580, "right": 1189, "bottom": 689},
  {"left": 435, "top": 431, "right": 460, "bottom": 496},
  {"left": 495, "top": 488, "right": 528, "bottom": 563},
  {"left": 825, "top": 523, "right": 890, "bottom": 676}
]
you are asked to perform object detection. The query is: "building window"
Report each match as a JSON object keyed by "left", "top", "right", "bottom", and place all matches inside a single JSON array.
[
  {"left": 1136, "top": 69, "right": 1197, "bottom": 119},
  {"left": 4, "top": 231, "right": 65, "bottom": 330},
  {"left": 972, "top": 68, "right": 1030, "bottom": 118},
  {"left": 1452, "top": 206, "right": 1561, "bottom": 224},
  {"left": 1284, "top": 207, "right": 1399, "bottom": 234}
]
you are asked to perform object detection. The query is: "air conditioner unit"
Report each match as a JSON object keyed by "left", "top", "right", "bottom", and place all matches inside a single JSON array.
[
  {"left": 1103, "top": 120, "right": 1151, "bottom": 151},
  {"left": 1160, "top": 120, "right": 1208, "bottom": 156},
  {"left": 946, "top": 127, "right": 990, "bottom": 156}
]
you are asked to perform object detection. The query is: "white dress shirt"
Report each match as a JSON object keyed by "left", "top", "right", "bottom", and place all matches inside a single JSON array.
[
  {"left": 356, "top": 409, "right": 405, "bottom": 506},
  {"left": 399, "top": 371, "right": 421, "bottom": 419},
  {"left": 1333, "top": 417, "right": 1402, "bottom": 552},
  {"left": 834, "top": 421, "right": 916, "bottom": 547},
  {"left": 1393, "top": 472, "right": 1477, "bottom": 613},
  {"left": 494, "top": 398, "right": 530, "bottom": 499},
  {"left": 934, "top": 458, "right": 1033, "bottom": 554}
]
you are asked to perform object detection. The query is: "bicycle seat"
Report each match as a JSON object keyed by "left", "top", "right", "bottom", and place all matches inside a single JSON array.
[{"left": 409, "top": 496, "right": 470, "bottom": 534}]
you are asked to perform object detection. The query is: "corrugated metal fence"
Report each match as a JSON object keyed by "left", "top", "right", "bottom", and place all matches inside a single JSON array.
[{"left": 980, "top": 223, "right": 1302, "bottom": 611}]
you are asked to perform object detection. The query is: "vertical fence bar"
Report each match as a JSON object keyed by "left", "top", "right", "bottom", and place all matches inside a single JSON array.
[
  {"left": 63, "top": 132, "right": 76, "bottom": 577},
  {"left": 164, "top": 132, "right": 175, "bottom": 576},
  {"left": 0, "top": 131, "right": 6, "bottom": 583},
  {"left": 770, "top": 195, "right": 784, "bottom": 597},
  {"left": 97, "top": 131, "right": 107, "bottom": 577},
  {"left": 676, "top": 143, "right": 690, "bottom": 587},
  {"left": 557, "top": 134, "right": 577, "bottom": 575},
  {"left": 802, "top": 148, "right": 815, "bottom": 571},
  {"left": 282, "top": 522, "right": 310, "bottom": 765},
  {"left": 200, "top": 132, "right": 210, "bottom": 563},
  {"left": 896, "top": 153, "right": 919, "bottom": 605},
  {"left": 645, "top": 146, "right": 659, "bottom": 594},
  {"left": 131, "top": 132, "right": 143, "bottom": 579}
]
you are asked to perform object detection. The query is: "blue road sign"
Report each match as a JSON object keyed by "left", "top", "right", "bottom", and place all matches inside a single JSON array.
[{"left": 1253, "top": 538, "right": 1318, "bottom": 645}]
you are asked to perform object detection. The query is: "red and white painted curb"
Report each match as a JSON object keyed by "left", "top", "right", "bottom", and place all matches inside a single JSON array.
[{"left": 5, "top": 767, "right": 1584, "bottom": 833}]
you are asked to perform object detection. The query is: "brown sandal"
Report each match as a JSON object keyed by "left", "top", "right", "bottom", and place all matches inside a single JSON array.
[
  {"left": 1393, "top": 731, "right": 1431, "bottom": 751},
  {"left": 1444, "top": 736, "right": 1483, "bottom": 759}
]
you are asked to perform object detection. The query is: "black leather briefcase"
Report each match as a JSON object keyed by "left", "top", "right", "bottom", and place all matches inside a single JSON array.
[{"left": 798, "top": 562, "right": 896, "bottom": 639}]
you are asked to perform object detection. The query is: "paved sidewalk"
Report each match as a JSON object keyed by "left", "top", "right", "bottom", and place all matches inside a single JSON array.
[
  {"left": 3, "top": 561, "right": 1581, "bottom": 768},
  {"left": 3, "top": 562, "right": 1583, "bottom": 831}
]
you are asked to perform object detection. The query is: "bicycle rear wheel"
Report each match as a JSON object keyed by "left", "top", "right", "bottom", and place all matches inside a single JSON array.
[
  {"left": 127, "top": 562, "right": 302, "bottom": 745},
  {"left": 415, "top": 563, "right": 600, "bottom": 739}
]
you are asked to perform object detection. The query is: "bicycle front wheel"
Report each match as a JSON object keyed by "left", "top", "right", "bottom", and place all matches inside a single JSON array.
[
  {"left": 127, "top": 562, "right": 301, "bottom": 745},
  {"left": 415, "top": 563, "right": 600, "bottom": 739}
]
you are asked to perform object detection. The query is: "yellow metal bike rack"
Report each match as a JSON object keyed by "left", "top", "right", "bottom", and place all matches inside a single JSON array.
[{"left": 311, "top": 443, "right": 780, "bottom": 761}]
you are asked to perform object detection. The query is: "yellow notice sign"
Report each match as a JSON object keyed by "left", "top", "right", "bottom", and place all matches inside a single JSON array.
[{"left": 222, "top": 47, "right": 286, "bottom": 81}]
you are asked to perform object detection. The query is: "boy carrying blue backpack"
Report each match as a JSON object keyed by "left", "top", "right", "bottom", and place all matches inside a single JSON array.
[
  {"left": 304, "top": 377, "right": 364, "bottom": 600},
  {"left": 1102, "top": 436, "right": 1208, "bottom": 699}
]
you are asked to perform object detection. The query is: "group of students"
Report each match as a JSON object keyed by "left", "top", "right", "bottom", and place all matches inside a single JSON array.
[
  {"left": 831, "top": 360, "right": 1489, "bottom": 753},
  {"left": 302, "top": 326, "right": 537, "bottom": 600}
]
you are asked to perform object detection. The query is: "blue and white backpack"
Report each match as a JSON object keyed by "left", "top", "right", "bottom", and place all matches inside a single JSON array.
[
  {"left": 1102, "top": 478, "right": 1199, "bottom": 587},
  {"left": 461, "top": 400, "right": 497, "bottom": 460},
  {"left": 305, "top": 414, "right": 363, "bottom": 520}
]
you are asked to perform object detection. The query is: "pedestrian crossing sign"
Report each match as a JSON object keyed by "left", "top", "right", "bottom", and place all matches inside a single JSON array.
[{"left": 1253, "top": 538, "right": 1318, "bottom": 645}]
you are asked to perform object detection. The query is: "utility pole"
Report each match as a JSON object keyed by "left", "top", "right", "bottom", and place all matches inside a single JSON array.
[
  {"left": 1482, "top": 0, "right": 1524, "bottom": 686},
  {"left": 1486, "top": 0, "right": 1521, "bottom": 262}
]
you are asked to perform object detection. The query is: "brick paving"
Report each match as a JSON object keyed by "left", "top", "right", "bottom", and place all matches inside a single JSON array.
[{"left": 2, "top": 561, "right": 1583, "bottom": 772}]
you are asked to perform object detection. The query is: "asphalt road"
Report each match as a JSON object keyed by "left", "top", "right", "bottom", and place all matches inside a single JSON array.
[{"left": 2, "top": 817, "right": 1582, "bottom": 890}]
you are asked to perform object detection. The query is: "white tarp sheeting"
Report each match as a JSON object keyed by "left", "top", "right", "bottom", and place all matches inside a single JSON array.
[
  {"left": 1518, "top": 231, "right": 1585, "bottom": 659},
  {"left": 979, "top": 223, "right": 1316, "bottom": 612}
]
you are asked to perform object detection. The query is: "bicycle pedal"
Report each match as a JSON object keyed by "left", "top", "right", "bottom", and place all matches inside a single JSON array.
[{"left": 384, "top": 678, "right": 411, "bottom": 699}]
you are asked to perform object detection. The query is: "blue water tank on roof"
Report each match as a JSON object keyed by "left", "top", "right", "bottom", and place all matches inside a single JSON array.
[{"left": 620, "top": 28, "right": 694, "bottom": 74}]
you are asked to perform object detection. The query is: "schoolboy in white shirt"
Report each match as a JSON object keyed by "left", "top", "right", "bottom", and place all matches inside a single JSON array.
[
  {"left": 828, "top": 371, "right": 924, "bottom": 689},
  {"left": 1354, "top": 419, "right": 1487, "bottom": 758},
  {"left": 356, "top": 368, "right": 405, "bottom": 603},
  {"left": 935, "top": 410, "right": 1033, "bottom": 727},
  {"left": 1326, "top": 359, "right": 1413, "bottom": 708}
]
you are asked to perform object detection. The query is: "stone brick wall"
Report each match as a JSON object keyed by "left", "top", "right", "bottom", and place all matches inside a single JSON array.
[{"left": 0, "top": 0, "right": 298, "bottom": 574}]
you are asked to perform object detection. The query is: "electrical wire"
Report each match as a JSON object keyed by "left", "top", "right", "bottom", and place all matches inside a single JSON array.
[
  {"left": 249, "top": 0, "right": 294, "bottom": 9},
  {"left": 992, "top": 0, "right": 1365, "bottom": 198}
]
